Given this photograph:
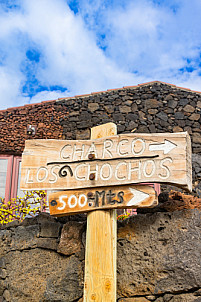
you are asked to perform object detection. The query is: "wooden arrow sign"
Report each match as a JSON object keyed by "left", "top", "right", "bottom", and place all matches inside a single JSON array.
[
  {"left": 49, "top": 185, "right": 158, "bottom": 216},
  {"left": 20, "top": 132, "right": 192, "bottom": 192}
]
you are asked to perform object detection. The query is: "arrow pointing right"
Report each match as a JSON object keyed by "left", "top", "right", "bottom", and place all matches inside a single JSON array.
[
  {"left": 149, "top": 139, "right": 177, "bottom": 154},
  {"left": 127, "top": 188, "right": 150, "bottom": 206}
]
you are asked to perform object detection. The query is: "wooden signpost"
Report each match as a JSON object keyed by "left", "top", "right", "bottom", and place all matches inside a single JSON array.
[
  {"left": 84, "top": 122, "right": 117, "bottom": 302},
  {"left": 20, "top": 123, "right": 192, "bottom": 302},
  {"left": 49, "top": 185, "right": 157, "bottom": 216},
  {"left": 20, "top": 132, "right": 192, "bottom": 191}
]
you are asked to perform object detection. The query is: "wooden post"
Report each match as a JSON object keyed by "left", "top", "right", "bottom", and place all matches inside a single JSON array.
[
  {"left": 84, "top": 123, "right": 117, "bottom": 302},
  {"left": 19, "top": 126, "right": 192, "bottom": 300}
]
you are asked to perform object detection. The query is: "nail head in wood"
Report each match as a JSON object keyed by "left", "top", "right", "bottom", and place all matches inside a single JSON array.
[
  {"left": 50, "top": 200, "right": 57, "bottom": 206},
  {"left": 87, "top": 192, "right": 93, "bottom": 198},
  {"left": 88, "top": 153, "right": 95, "bottom": 160},
  {"left": 89, "top": 173, "right": 95, "bottom": 180}
]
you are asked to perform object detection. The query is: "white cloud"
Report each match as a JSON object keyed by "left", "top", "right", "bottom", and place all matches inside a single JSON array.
[
  {"left": 0, "top": 66, "right": 25, "bottom": 108},
  {"left": 177, "top": 71, "right": 201, "bottom": 92},
  {"left": 29, "top": 90, "right": 69, "bottom": 104},
  {"left": 0, "top": 0, "right": 142, "bottom": 109},
  {"left": 98, "top": 0, "right": 201, "bottom": 76},
  {"left": 0, "top": 0, "right": 201, "bottom": 109},
  {"left": 75, "top": 0, "right": 201, "bottom": 82},
  {"left": 21, "top": 0, "right": 138, "bottom": 90}
]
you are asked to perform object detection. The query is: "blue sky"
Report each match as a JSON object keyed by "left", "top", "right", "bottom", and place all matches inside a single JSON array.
[{"left": 0, "top": 0, "right": 201, "bottom": 109}]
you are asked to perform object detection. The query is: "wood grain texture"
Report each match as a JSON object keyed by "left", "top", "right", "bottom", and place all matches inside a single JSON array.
[
  {"left": 20, "top": 132, "right": 192, "bottom": 192},
  {"left": 49, "top": 185, "right": 158, "bottom": 217},
  {"left": 84, "top": 123, "right": 117, "bottom": 302}
]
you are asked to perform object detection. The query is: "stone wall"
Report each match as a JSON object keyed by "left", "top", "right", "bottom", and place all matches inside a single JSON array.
[
  {"left": 0, "top": 209, "right": 200, "bottom": 302},
  {"left": 0, "top": 81, "right": 200, "bottom": 195}
]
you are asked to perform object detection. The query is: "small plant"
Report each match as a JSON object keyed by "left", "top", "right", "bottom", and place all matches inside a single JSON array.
[
  {"left": 0, "top": 190, "right": 48, "bottom": 225},
  {"left": 117, "top": 211, "right": 131, "bottom": 221}
]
